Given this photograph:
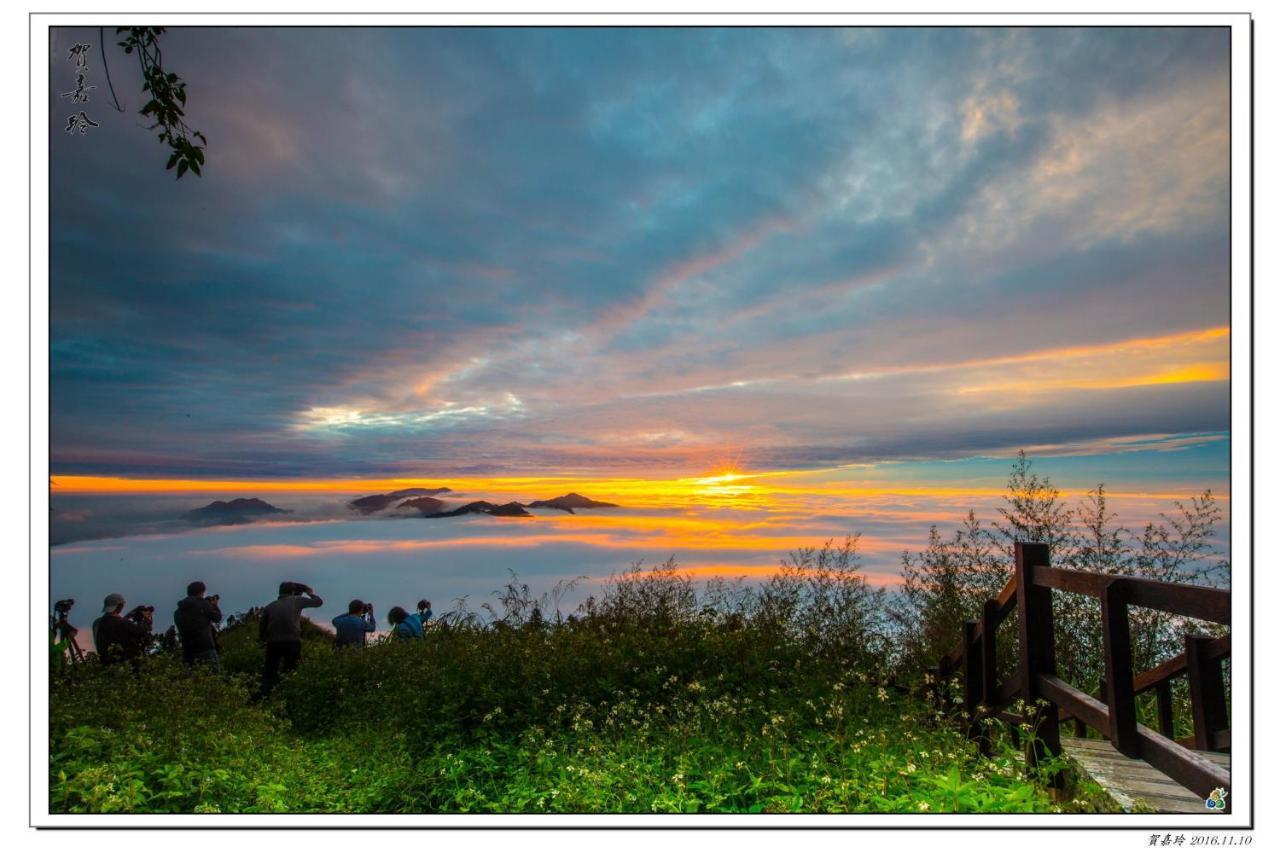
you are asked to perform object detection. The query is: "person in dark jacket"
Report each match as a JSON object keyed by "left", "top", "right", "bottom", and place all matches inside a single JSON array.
[
  {"left": 256, "top": 581, "right": 323, "bottom": 698},
  {"left": 174, "top": 580, "right": 223, "bottom": 665},
  {"left": 332, "top": 599, "right": 377, "bottom": 649},
  {"left": 91, "top": 593, "right": 150, "bottom": 666}
]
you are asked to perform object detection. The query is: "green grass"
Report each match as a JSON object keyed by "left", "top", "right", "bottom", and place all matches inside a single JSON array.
[{"left": 50, "top": 598, "right": 1116, "bottom": 815}]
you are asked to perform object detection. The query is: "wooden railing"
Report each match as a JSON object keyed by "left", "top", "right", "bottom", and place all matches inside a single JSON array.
[{"left": 929, "top": 542, "right": 1231, "bottom": 801}]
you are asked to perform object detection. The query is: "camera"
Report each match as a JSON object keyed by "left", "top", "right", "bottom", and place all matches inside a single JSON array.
[
  {"left": 208, "top": 594, "right": 220, "bottom": 603},
  {"left": 126, "top": 605, "right": 155, "bottom": 626},
  {"left": 362, "top": 602, "right": 373, "bottom": 615},
  {"left": 54, "top": 599, "right": 75, "bottom": 617}
]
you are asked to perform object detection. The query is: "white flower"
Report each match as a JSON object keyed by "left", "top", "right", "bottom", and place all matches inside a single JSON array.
[{"left": 918, "top": 801, "right": 930, "bottom": 811}]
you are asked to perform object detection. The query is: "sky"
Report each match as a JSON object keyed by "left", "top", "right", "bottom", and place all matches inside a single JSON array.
[
  {"left": 48, "top": 27, "right": 1233, "bottom": 624},
  {"left": 49, "top": 26, "right": 1231, "bottom": 484}
]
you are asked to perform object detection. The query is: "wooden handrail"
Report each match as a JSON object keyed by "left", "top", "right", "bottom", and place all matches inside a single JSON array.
[
  {"left": 927, "top": 542, "right": 1232, "bottom": 799},
  {"left": 1029, "top": 565, "right": 1230, "bottom": 624},
  {"left": 1132, "top": 635, "right": 1230, "bottom": 695}
]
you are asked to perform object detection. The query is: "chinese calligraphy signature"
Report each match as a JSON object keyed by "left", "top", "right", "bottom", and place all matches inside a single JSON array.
[{"left": 61, "top": 42, "right": 99, "bottom": 134}]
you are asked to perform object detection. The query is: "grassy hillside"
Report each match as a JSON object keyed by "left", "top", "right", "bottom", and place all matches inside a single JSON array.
[{"left": 49, "top": 562, "right": 1114, "bottom": 815}]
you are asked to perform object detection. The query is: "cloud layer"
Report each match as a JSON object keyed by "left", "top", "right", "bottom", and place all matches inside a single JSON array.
[{"left": 49, "top": 27, "right": 1231, "bottom": 478}]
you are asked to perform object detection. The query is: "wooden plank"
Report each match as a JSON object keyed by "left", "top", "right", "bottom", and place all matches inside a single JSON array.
[
  {"left": 1134, "top": 653, "right": 1187, "bottom": 695},
  {"left": 1136, "top": 722, "right": 1230, "bottom": 804},
  {"left": 1061, "top": 738, "right": 1230, "bottom": 815},
  {"left": 1029, "top": 566, "right": 1229, "bottom": 624},
  {"left": 1039, "top": 675, "right": 1109, "bottom": 734},
  {"left": 1132, "top": 637, "right": 1229, "bottom": 696},
  {"left": 1177, "top": 734, "right": 1232, "bottom": 756}
]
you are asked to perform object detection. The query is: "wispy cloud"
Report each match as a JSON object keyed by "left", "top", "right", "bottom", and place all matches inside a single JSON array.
[{"left": 50, "top": 26, "right": 1230, "bottom": 479}]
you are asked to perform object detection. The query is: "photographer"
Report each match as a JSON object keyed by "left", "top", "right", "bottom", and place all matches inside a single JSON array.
[
  {"left": 416, "top": 599, "right": 433, "bottom": 625},
  {"left": 387, "top": 605, "right": 426, "bottom": 640},
  {"left": 174, "top": 580, "right": 224, "bottom": 665},
  {"left": 255, "top": 581, "right": 323, "bottom": 699},
  {"left": 51, "top": 599, "right": 84, "bottom": 664},
  {"left": 91, "top": 593, "right": 151, "bottom": 666},
  {"left": 332, "top": 599, "right": 377, "bottom": 649}
]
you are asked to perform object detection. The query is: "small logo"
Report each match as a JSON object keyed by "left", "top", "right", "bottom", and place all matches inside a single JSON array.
[{"left": 1205, "top": 787, "right": 1228, "bottom": 810}]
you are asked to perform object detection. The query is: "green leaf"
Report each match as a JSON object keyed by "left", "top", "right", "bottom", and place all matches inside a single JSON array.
[{"left": 176, "top": 160, "right": 188, "bottom": 179}]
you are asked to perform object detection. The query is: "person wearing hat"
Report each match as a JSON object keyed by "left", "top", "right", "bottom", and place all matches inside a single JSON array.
[{"left": 91, "top": 593, "right": 151, "bottom": 666}]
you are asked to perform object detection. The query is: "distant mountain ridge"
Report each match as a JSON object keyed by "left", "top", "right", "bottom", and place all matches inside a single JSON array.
[
  {"left": 184, "top": 498, "right": 289, "bottom": 526},
  {"left": 527, "top": 492, "right": 619, "bottom": 514},
  {"left": 350, "top": 487, "right": 452, "bottom": 514},
  {"left": 348, "top": 488, "right": 618, "bottom": 519},
  {"left": 426, "top": 500, "right": 532, "bottom": 518},
  {"left": 397, "top": 496, "right": 447, "bottom": 516}
]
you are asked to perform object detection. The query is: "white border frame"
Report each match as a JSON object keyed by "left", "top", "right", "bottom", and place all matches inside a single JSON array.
[{"left": 28, "top": 10, "right": 1254, "bottom": 831}]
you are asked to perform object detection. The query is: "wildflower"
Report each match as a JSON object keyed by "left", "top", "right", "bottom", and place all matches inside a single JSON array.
[
  {"left": 877, "top": 687, "right": 889, "bottom": 701},
  {"left": 918, "top": 801, "right": 930, "bottom": 811}
]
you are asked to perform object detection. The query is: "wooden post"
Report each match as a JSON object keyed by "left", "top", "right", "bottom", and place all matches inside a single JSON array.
[
  {"left": 1014, "top": 542, "right": 1062, "bottom": 779},
  {"left": 981, "top": 598, "right": 999, "bottom": 708},
  {"left": 963, "top": 619, "right": 991, "bottom": 753},
  {"left": 1186, "top": 635, "right": 1228, "bottom": 751},
  {"left": 962, "top": 620, "right": 981, "bottom": 716},
  {"left": 1155, "top": 681, "right": 1175, "bottom": 739},
  {"left": 1101, "top": 579, "right": 1138, "bottom": 756}
]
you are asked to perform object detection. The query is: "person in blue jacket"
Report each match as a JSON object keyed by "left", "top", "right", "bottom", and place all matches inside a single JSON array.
[
  {"left": 332, "top": 599, "right": 377, "bottom": 648},
  {"left": 387, "top": 605, "right": 425, "bottom": 640}
]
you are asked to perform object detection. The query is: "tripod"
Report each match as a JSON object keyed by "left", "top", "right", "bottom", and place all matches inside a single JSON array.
[{"left": 51, "top": 618, "right": 85, "bottom": 664}]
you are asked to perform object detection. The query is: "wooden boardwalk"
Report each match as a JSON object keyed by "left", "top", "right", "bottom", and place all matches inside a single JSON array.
[
  {"left": 1062, "top": 737, "right": 1231, "bottom": 814},
  {"left": 930, "top": 545, "right": 1231, "bottom": 808}
]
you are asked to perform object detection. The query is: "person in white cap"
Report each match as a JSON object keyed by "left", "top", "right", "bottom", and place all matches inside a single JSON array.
[{"left": 91, "top": 592, "right": 150, "bottom": 665}]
